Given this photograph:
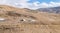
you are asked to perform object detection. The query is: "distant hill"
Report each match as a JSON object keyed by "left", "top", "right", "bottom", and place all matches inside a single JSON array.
[{"left": 37, "top": 7, "right": 60, "bottom": 13}]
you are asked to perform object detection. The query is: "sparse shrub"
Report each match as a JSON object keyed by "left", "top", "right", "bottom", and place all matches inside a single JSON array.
[
  {"left": 0, "top": 25, "right": 21, "bottom": 33},
  {"left": 6, "top": 11, "right": 21, "bottom": 17},
  {"left": 0, "top": 7, "right": 3, "bottom": 9},
  {"left": 29, "top": 16, "right": 36, "bottom": 19},
  {"left": 27, "top": 10, "right": 38, "bottom": 13}
]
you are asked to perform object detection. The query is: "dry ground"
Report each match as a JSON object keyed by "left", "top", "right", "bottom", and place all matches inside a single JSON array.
[{"left": 0, "top": 5, "right": 60, "bottom": 33}]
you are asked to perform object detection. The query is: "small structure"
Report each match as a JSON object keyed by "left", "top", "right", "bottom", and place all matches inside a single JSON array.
[
  {"left": 26, "top": 18, "right": 36, "bottom": 22},
  {"left": 20, "top": 17, "right": 36, "bottom": 23},
  {"left": 20, "top": 19, "right": 26, "bottom": 22}
]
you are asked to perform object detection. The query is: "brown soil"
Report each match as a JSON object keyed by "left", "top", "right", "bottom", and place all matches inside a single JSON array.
[{"left": 0, "top": 5, "right": 60, "bottom": 33}]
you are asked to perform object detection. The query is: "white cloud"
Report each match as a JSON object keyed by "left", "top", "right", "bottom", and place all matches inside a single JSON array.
[
  {"left": 31, "top": 1, "right": 60, "bottom": 9},
  {"left": 0, "top": 0, "right": 29, "bottom": 8},
  {"left": 39, "top": 2, "right": 49, "bottom": 8},
  {"left": 0, "top": 0, "right": 60, "bottom": 10},
  {"left": 49, "top": 2, "right": 60, "bottom": 7}
]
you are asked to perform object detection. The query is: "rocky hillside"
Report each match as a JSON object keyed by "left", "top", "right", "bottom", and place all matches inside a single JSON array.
[
  {"left": 37, "top": 6, "right": 60, "bottom": 13},
  {"left": 0, "top": 5, "right": 60, "bottom": 33}
]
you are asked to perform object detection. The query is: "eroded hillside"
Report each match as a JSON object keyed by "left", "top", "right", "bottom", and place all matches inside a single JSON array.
[{"left": 0, "top": 5, "right": 60, "bottom": 33}]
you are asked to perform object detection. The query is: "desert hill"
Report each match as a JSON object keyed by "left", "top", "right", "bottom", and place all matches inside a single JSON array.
[
  {"left": 0, "top": 5, "right": 60, "bottom": 33},
  {"left": 37, "top": 6, "right": 60, "bottom": 13},
  {"left": 0, "top": 5, "right": 60, "bottom": 25}
]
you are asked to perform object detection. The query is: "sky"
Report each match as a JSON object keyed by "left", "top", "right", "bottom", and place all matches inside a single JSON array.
[{"left": 0, "top": 0, "right": 60, "bottom": 10}]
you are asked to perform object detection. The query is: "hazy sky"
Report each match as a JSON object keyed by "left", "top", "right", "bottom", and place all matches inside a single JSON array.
[{"left": 0, "top": 0, "right": 60, "bottom": 9}]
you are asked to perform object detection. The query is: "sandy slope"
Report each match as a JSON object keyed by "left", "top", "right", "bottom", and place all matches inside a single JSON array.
[{"left": 0, "top": 5, "right": 60, "bottom": 33}]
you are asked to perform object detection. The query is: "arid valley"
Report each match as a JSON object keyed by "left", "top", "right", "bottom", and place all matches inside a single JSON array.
[{"left": 0, "top": 5, "right": 60, "bottom": 33}]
